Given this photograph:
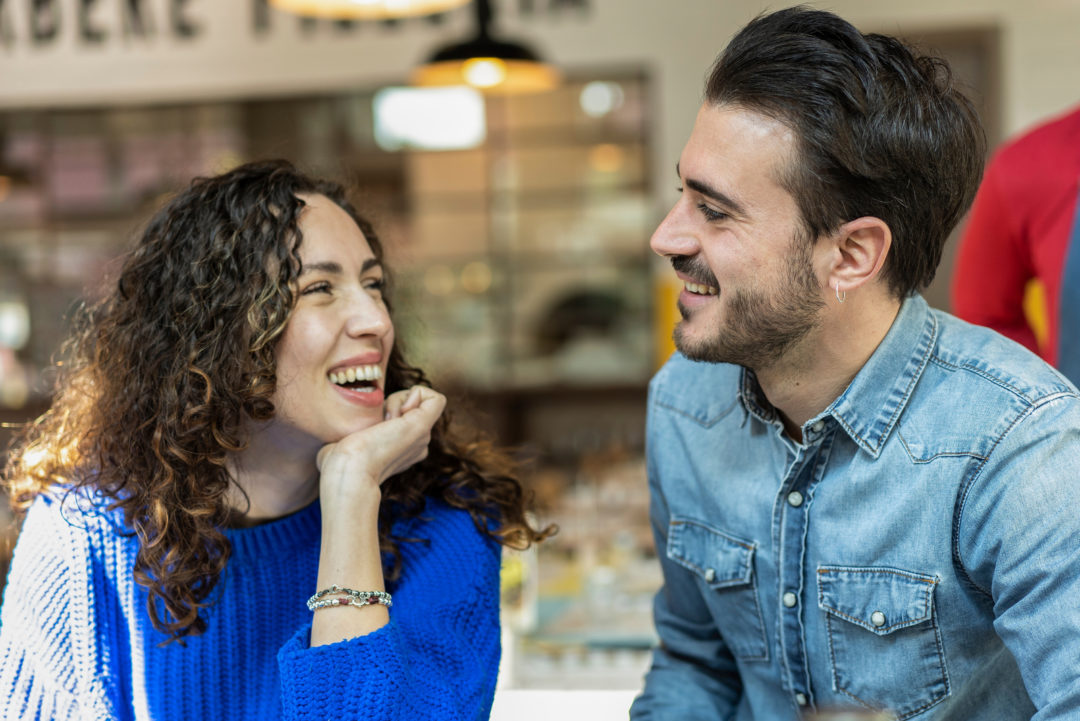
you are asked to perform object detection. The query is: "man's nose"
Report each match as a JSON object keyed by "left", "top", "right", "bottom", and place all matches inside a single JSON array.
[{"left": 650, "top": 202, "right": 699, "bottom": 258}]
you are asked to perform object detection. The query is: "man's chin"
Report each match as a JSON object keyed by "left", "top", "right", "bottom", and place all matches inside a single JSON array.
[
  {"left": 673, "top": 324, "right": 717, "bottom": 363},
  {"left": 676, "top": 301, "right": 692, "bottom": 322}
]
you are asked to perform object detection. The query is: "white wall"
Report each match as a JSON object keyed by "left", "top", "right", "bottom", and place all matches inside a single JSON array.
[{"left": 2, "top": 0, "right": 1078, "bottom": 219}]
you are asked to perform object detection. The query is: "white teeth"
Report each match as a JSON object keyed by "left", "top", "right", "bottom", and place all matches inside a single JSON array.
[
  {"left": 330, "top": 364, "right": 382, "bottom": 386},
  {"left": 685, "top": 281, "right": 718, "bottom": 296}
]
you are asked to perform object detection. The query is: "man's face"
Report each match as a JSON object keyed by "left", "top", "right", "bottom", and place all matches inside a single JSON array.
[{"left": 651, "top": 104, "right": 826, "bottom": 369}]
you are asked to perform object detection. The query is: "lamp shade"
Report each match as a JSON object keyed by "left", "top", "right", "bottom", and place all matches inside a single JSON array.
[
  {"left": 412, "top": 36, "right": 559, "bottom": 93},
  {"left": 412, "top": 0, "right": 559, "bottom": 94},
  {"left": 268, "top": 0, "right": 470, "bottom": 20}
]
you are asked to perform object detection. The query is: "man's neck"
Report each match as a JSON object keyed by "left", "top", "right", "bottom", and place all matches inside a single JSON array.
[{"left": 755, "top": 295, "right": 902, "bottom": 443}]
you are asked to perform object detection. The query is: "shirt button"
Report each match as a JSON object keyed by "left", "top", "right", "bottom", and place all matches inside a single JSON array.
[
  {"left": 795, "top": 693, "right": 808, "bottom": 706},
  {"left": 704, "top": 568, "right": 716, "bottom": 583},
  {"left": 811, "top": 419, "right": 825, "bottom": 433},
  {"left": 871, "top": 611, "right": 886, "bottom": 627},
  {"left": 782, "top": 592, "right": 797, "bottom": 608},
  {"left": 787, "top": 491, "right": 804, "bottom": 507}
]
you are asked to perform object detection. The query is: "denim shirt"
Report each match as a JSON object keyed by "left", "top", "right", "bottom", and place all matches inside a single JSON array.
[{"left": 631, "top": 295, "right": 1080, "bottom": 720}]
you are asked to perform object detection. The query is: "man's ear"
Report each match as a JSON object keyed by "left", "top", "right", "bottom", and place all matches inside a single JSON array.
[{"left": 827, "top": 216, "right": 892, "bottom": 295}]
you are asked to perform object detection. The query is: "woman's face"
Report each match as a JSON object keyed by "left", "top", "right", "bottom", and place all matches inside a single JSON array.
[{"left": 266, "top": 193, "right": 395, "bottom": 452}]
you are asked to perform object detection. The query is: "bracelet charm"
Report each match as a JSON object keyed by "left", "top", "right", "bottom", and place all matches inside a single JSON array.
[{"left": 307, "top": 585, "right": 393, "bottom": 612}]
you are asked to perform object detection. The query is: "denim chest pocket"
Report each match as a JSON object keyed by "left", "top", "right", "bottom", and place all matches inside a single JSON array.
[
  {"left": 667, "top": 518, "right": 768, "bottom": 661},
  {"left": 817, "top": 566, "right": 949, "bottom": 719}
]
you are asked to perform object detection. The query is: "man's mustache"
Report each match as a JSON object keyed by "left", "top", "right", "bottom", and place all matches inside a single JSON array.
[{"left": 671, "top": 255, "right": 718, "bottom": 288}]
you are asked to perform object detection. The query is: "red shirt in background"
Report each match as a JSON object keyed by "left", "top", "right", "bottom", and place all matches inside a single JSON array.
[{"left": 951, "top": 104, "right": 1080, "bottom": 367}]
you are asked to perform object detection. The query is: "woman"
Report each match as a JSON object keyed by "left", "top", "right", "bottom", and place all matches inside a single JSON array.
[{"left": 0, "top": 159, "right": 551, "bottom": 720}]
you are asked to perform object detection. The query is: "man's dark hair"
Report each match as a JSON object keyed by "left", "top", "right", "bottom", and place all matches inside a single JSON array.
[{"left": 706, "top": 6, "right": 986, "bottom": 298}]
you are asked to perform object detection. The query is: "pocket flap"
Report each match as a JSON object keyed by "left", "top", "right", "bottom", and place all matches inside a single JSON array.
[
  {"left": 667, "top": 518, "right": 755, "bottom": 589},
  {"left": 817, "top": 566, "right": 938, "bottom": 635}
]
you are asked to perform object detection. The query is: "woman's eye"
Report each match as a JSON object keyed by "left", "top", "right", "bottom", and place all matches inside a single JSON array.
[
  {"left": 301, "top": 281, "right": 331, "bottom": 295},
  {"left": 364, "top": 278, "right": 386, "bottom": 294}
]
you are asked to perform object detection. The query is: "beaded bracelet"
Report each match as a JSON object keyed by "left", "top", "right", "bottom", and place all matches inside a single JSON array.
[{"left": 306, "top": 585, "right": 393, "bottom": 612}]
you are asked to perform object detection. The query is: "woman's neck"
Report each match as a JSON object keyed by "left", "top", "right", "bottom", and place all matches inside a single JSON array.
[{"left": 225, "top": 420, "right": 321, "bottom": 526}]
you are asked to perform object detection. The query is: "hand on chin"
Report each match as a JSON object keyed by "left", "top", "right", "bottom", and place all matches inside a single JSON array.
[{"left": 315, "top": 386, "right": 447, "bottom": 510}]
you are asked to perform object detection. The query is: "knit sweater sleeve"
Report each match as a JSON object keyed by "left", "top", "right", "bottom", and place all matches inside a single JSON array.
[
  {"left": 0, "top": 495, "right": 121, "bottom": 720},
  {"left": 276, "top": 503, "right": 502, "bottom": 721}
]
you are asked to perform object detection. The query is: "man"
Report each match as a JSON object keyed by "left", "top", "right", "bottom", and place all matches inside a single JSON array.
[
  {"left": 952, "top": 104, "right": 1080, "bottom": 384},
  {"left": 631, "top": 7, "right": 1080, "bottom": 720}
]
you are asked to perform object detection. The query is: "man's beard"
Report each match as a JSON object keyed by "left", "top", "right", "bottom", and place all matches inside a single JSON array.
[{"left": 672, "top": 240, "right": 825, "bottom": 369}]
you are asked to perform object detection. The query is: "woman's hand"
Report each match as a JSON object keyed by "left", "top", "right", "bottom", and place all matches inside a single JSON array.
[
  {"left": 310, "top": 386, "right": 445, "bottom": 646},
  {"left": 315, "top": 386, "right": 446, "bottom": 507}
]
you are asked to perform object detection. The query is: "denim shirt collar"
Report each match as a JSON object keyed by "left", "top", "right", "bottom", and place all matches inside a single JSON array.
[{"left": 738, "top": 294, "right": 938, "bottom": 457}]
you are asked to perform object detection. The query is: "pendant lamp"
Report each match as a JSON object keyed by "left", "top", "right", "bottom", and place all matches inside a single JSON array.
[
  {"left": 412, "top": 0, "right": 559, "bottom": 94},
  {"left": 268, "top": 0, "right": 470, "bottom": 20}
]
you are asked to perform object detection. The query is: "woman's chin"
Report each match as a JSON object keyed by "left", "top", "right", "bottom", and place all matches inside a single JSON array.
[{"left": 327, "top": 415, "right": 386, "bottom": 442}]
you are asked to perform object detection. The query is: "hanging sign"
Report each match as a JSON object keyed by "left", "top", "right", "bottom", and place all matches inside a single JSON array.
[{"left": 0, "top": 0, "right": 589, "bottom": 107}]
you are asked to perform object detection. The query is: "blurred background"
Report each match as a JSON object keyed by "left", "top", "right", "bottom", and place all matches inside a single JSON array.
[{"left": 0, "top": 0, "right": 1077, "bottom": 694}]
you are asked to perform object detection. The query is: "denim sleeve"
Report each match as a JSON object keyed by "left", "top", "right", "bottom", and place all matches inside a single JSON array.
[
  {"left": 957, "top": 394, "right": 1080, "bottom": 720},
  {"left": 630, "top": 430, "right": 742, "bottom": 720}
]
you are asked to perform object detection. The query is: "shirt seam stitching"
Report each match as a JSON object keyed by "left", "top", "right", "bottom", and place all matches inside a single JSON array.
[{"left": 952, "top": 394, "right": 1069, "bottom": 597}]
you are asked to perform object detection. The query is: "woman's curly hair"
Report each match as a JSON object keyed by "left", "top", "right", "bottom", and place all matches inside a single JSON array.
[{"left": 3, "top": 159, "right": 553, "bottom": 643}]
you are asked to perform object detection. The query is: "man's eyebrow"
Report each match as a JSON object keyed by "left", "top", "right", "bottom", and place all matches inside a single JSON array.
[
  {"left": 676, "top": 162, "right": 748, "bottom": 218},
  {"left": 298, "top": 258, "right": 382, "bottom": 276}
]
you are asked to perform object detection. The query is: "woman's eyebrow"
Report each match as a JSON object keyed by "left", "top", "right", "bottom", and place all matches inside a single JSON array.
[
  {"left": 299, "top": 261, "right": 342, "bottom": 276},
  {"left": 298, "top": 258, "right": 382, "bottom": 276}
]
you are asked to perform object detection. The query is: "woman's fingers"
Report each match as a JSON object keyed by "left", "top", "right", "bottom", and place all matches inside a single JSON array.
[
  {"left": 384, "top": 387, "right": 419, "bottom": 419},
  {"left": 384, "top": 385, "right": 442, "bottom": 420},
  {"left": 376, "top": 388, "right": 444, "bottom": 475},
  {"left": 319, "top": 386, "right": 446, "bottom": 490},
  {"left": 401, "top": 386, "right": 422, "bottom": 413},
  {"left": 404, "top": 386, "right": 445, "bottom": 421}
]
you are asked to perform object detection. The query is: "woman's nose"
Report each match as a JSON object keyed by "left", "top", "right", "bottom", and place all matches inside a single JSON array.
[{"left": 344, "top": 294, "right": 391, "bottom": 338}]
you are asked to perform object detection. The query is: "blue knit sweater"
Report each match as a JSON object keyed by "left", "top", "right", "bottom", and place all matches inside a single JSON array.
[{"left": 0, "top": 492, "right": 502, "bottom": 720}]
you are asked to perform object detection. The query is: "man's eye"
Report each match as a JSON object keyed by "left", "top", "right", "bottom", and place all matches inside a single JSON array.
[
  {"left": 301, "top": 281, "right": 331, "bottom": 295},
  {"left": 698, "top": 204, "right": 727, "bottom": 222}
]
